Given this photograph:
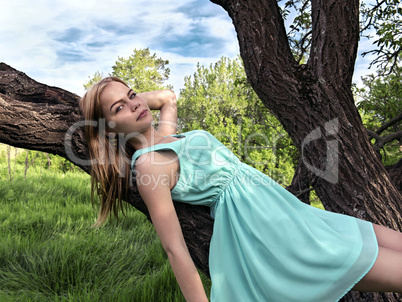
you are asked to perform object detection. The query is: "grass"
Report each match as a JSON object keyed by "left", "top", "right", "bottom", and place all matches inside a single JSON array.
[
  {"left": 0, "top": 161, "right": 211, "bottom": 301},
  {"left": 0, "top": 145, "right": 325, "bottom": 301}
]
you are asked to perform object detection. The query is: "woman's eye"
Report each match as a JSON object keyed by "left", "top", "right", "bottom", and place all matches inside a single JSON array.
[
  {"left": 116, "top": 105, "right": 123, "bottom": 113},
  {"left": 130, "top": 92, "right": 137, "bottom": 99}
]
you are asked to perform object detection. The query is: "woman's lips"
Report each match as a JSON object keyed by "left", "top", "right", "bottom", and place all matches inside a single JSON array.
[{"left": 137, "top": 110, "right": 147, "bottom": 120}]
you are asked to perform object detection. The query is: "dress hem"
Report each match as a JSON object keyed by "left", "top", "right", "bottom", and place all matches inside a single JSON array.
[{"left": 335, "top": 222, "right": 379, "bottom": 301}]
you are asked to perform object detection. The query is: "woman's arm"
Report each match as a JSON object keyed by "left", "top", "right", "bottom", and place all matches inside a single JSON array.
[
  {"left": 137, "top": 90, "right": 177, "bottom": 136},
  {"left": 135, "top": 153, "right": 208, "bottom": 302}
]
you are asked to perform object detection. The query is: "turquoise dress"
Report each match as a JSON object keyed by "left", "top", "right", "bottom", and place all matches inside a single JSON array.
[{"left": 131, "top": 130, "right": 378, "bottom": 302}]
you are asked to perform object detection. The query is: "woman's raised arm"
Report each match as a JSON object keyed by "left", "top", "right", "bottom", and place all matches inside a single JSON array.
[{"left": 137, "top": 90, "right": 177, "bottom": 136}]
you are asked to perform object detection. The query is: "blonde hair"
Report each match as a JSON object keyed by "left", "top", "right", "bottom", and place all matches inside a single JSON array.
[{"left": 79, "top": 77, "right": 134, "bottom": 227}]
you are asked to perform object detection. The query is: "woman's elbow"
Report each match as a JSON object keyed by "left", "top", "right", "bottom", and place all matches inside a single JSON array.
[
  {"left": 164, "top": 89, "right": 177, "bottom": 105},
  {"left": 164, "top": 241, "right": 188, "bottom": 259}
]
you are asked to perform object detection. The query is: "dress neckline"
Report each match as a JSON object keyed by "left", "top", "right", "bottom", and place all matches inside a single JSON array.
[{"left": 132, "top": 134, "right": 186, "bottom": 158}]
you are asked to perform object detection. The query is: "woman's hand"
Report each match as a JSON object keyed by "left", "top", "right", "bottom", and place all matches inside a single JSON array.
[{"left": 137, "top": 90, "right": 177, "bottom": 136}]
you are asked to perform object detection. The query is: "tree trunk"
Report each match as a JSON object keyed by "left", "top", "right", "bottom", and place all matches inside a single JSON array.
[
  {"left": 1, "top": 0, "right": 402, "bottom": 300},
  {"left": 386, "top": 159, "right": 402, "bottom": 193},
  {"left": 210, "top": 0, "right": 401, "bottom": 301},
  {"left": 0, "top": 63, "right": 213, "bottom": 277}
]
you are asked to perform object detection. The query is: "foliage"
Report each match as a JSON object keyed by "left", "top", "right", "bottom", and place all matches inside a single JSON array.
[
  {"left": 112, "top": 48, "right": 171, "bottom": 92},
  {"left": 178, "top": 56, "right": 298, "bottom": 185},
  {"left": 354, "top": 65, "right": 402, "bottom": 165},
  {"left": 83, "top": 71, "right": 103, "bottom": 91},
  {"left": 17, "top": 151, "right": 78, "bottom": 173},
  {"left": 278, "top": 0, "right": 402, "bottom": 72},
  {"left": 356, "top": 67, "right": 402, "bottom": 129},
  {"left": 0, "top": 164, "right": 211, "bottom": 301},
  {"left": 280, "top": 0, "right": 312, "bottom": 64},
  {"left": 84, "top": 48, "right": 172, "bottom": 92},
  {"left": 360, "top": 0, "right": 402, "bottom": 73},
  {"left": 278, "top": 0, "right": 402, "bottom": 166},
  {"left": 0, "top": 144, "right": 81, "bottom": 180}
]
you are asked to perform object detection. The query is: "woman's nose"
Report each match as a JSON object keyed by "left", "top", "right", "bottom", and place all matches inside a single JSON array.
[{"left": 131, "top": 103, "right": 140, "bottom": 112}]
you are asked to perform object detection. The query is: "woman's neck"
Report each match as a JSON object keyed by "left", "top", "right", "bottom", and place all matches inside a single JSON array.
[{"left": 128, "top": 127, "right": 165, "bottom": 151}]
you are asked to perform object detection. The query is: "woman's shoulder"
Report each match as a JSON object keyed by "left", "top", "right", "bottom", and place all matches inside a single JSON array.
[{"left": 134, "top": 150, "right": 178, "bottom": 175}]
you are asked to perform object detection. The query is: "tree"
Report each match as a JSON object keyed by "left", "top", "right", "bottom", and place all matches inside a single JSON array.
[
  {"left": 278, "top": 0, "right": 402, "bottom": 202},
  {"left": 208, "top": 0, "right": 401, "bottom": 301},
  {"left": 110, "top": 48, "right": 171, "bottom": 92},
  {"left": 85, "top": 48, "right": 171, "bottom": 92},
  {"left": 1, "top": 0, "right": 401, "bottom": 301},
  {"left": 83, "top": 71, "right": 103, "bottom": 91}
]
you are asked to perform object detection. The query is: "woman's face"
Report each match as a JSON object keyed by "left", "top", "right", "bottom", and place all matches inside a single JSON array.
[{"left": 100, "top": 81, "right": 152, "bottom": 137}]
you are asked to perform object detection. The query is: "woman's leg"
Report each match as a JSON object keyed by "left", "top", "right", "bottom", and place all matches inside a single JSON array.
[
  {"left": 353, "top": 224, "right": 402, "bottom": 293},
  {"left": 353, "top": 246, "right": 402, "bottom": 292},
  {"left": 373, "top": 224, "right": 402, "bottom": 252}
]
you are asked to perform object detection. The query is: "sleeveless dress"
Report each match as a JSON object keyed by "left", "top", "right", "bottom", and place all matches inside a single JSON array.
[{"left": 131, "top": 129, "right": 378, "bottom": 302}]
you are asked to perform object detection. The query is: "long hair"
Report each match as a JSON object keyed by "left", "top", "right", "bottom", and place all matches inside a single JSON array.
[{"left": 79, "top": 77, "right": 134, "bottom": 227}]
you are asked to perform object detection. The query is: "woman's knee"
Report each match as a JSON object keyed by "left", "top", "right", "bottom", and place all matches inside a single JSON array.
[
  {"left": 373, "top": 224, "right": 402, "bottom": 252},
  {"left": 353, "top": 246, "right": 402, "bottom": 293}
]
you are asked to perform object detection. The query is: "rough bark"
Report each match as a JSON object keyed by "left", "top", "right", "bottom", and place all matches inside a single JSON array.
[
  {"left": 0, "top": 63, "right": 213, "bottom": 277},
  {"left": 1, "top": 0, "right": 402, "bottom": 300},
  {"left": 386, "top": 158, "right": 402, "bottom": 193},
  {"left": 210, "top": 0, "right": 401, "bottom": 301},
  {"left": 286, "top": 158, "right": 314, "bottom": 204}
]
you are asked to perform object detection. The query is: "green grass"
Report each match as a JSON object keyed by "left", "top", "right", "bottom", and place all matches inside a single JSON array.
[{"left": 0, "top": 162, "right": 211, "bottom": 301}]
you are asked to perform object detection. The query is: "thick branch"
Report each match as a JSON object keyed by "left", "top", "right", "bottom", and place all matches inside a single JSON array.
[
  {"left": 385, "top": 158, "right": 402, "bottom": 193},
  {"left": 0, "top": 62, "right": 213, "bottom": 277},
  {"left": 367, "top": 129, "right": 402, "bottom": 150},
  {"left": 286, "top": 158, "right": 314, "bottom": 204},
  {"left": 376, "top": 111, "right": 402, "bottom": 135},
  {"left": 211, "top": 0, "right": 299, "bottom": 103},
  {"left": 309, "top": 0, "right": 360, "bottom": 88}
]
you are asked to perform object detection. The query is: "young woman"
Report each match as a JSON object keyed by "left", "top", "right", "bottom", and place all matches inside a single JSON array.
[{"left": 80, "top": 77, "right": 402, "bottom": 302}]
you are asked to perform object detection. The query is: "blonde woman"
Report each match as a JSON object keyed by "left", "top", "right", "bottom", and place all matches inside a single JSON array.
[{"left": 80, "top": 77, "right": 402, "bottom": 302}]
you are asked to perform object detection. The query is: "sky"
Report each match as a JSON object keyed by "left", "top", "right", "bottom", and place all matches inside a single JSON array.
[{"left": 0, "top": 0, "right": 376, "bottom": 97}]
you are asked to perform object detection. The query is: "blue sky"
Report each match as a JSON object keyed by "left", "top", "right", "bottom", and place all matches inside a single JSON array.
[{"left": 0, "top": 0, "right": 375, "bottom": 96}]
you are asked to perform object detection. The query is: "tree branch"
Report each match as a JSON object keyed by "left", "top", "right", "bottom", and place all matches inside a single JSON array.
[
  {"left": 286, "top": 158, "right": 314, "bottom": 204},
  {"left": 385, "top": 158, "right": 402, "bottom": 193},
  {"left": 360, "top": 0, "right": 388, "bottom": 32},
  {"left": 210, "top": 0, "right": 299, "bottom": 102},
  {"left": 0, "top": 62, "right": 213, "bottom": 277},
  {"left": 309, "top": 0, "right": 360, "bottom": 88},
  {"left": 367, "top": 129, "right": 402, "bottom": 151},
  {"left": 376, "top": 111, "right": 402, "bottom": 135}
]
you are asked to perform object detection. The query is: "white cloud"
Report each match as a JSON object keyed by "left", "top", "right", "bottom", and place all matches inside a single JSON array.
[
  {"left": 0, "top": 0, "right": 374, "bottom": 98},
  {"left": 0, "top": 0, "right": 237, "bottom": 96}
]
